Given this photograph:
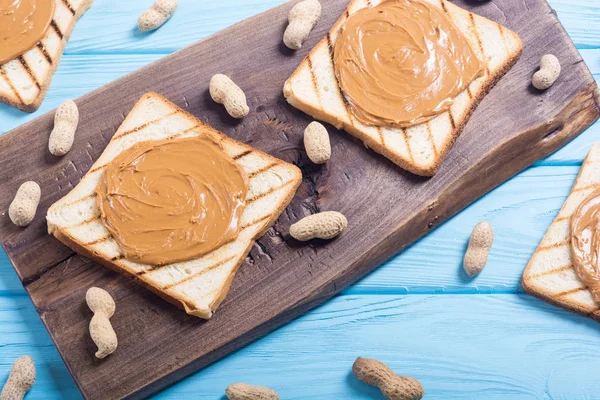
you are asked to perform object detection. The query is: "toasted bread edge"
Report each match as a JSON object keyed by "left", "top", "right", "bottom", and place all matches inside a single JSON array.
[{"left": 0, "top": 0, "right": 94, "bottom": 113}]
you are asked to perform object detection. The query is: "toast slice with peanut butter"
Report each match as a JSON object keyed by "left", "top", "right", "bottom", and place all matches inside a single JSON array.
[
  {"left": 284, "top": 0, "right": 523, "bottom": 176},
  {"left": 523, "top": 144, "right": 600, "bottom": 322},
  {"left": 0, "top": 0, "right": 93, "bottom": 112},
  {"left": 46, "top": 92, "right": 302, "bottom": 319}
]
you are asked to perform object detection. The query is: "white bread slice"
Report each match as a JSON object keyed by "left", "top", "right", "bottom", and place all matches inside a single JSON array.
[
  {"left": 0, "top": 0, "right": 93, "bottom": 112},
  {"left": 46, "top": 93, "right": 302, "bottom": 319},
  {"left": 284, "top": 0, "right": 523, "bottom": 176},
  {"left": 523, "top": 144, "right": 600, "bottom": 321}
]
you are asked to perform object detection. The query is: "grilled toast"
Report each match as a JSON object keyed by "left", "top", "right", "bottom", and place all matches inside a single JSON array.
[
  {"left": 0, "top": 0, "right": 93, "bottom": 112},
  {"left": 523, "top": 144, "right": 600, "bottom": 321},
  {"left": 46, "top": 92, "right": 302, "bottom": 319},
  {"left": 284, "top": 0, "right": 523, "bottom": 176}
]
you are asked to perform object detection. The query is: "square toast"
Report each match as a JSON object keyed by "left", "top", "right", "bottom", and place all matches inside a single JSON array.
[
  {"left": 284, "top": 0, "right": 523, "bottom": 176},
  {"left": 47, "top": 93, "right": 302, "bottom": 319}
]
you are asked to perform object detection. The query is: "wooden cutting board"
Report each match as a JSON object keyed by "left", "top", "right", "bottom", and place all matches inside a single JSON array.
[{"left": 0, "top": 0, "right": 598, "bottom": 398}]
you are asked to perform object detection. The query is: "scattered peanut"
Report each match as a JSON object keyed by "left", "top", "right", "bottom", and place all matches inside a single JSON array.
[
  {"left": 283, "top": 0, "right": 322, "bottom": 50},
  {"left": 352, "top": 357, "right": 423, "bottom": 400},
  {"left": 304, "top": 121, "right": 331, "bottom": 164},
  {"left": 86, "top": 287, "right": 118, "bottom": 359},
  {"left": 463, "top": 221, "right": 494, "bottom": 277},
  {"left": 289, "top": 211, "right": 347, "bottom": 241},
  {"left": 209, "top": 74, "right": 249, "bottom": 119},
  {"left": 0, "top": 356, "right": 35, "bottom": 400},
  {"left": 226, "top": 383, "right": 279, "bottom": 400},
  {"left": 532, "top": 54, "right": 561, "bottom": 90},
  {"left": 138, "top": 0, "right": 177, "bottom": 32},
  {"left": 8, "top": 181, "right": 40, "bottom": 227},
  {"left": 49, "top": 100, "right": 78, "bottom": 156}
]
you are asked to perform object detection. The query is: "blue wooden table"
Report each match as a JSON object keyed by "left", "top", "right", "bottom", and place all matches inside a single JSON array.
[{"left": 0, "top": 1, "right": 599, "bottom": 398}]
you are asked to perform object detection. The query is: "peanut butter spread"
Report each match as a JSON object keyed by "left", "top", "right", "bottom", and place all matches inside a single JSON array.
[
  {"left": 571, "top": 190, "right": 600, "bottom": 303},
  {"left": 333, "top": 0, "right": 484, "bottom": 128},
  {"left": 96, "top": 137, "right": 248, "bottom": 265},
  {"left": 0, "top": 0, "right": 55, "bottom": 64}
]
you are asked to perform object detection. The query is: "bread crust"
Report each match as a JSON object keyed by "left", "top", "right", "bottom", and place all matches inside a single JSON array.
[
  {"left": 0, "top": 0, "right": 94, "bottom": 113},
  {"left": 284, "top": 0, "right": 524, "bottom": 176},
  {"left": 48, "top": 93, "right": 302, "bottom": 319}
]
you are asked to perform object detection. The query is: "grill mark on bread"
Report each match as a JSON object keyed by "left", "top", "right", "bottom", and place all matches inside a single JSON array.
[
  {"left": 306, "top": 56, "right": 323, "bottom": 109},
  {"left": 247, "top": 179, "right": 296, "bottom": 202},
  {"left": 466, "top": 87, "right": 473, "bottom": 100},
  {"left": 556, "top": 287, "right": 587, "bottom": 297},
  {"left": 468, "top": 13, "right": 490, "bottom": 76},
  {"left": 56, "top": 191, "right": 97, "bottom": 209},
  {"left": 376, "top": 127, "right": 385, "bottom": 146},
  {"left": 402, "top": 128, "right": 415, "bottom": 164},
  {"left": 166, "top": 126, "right": 201, "bottom": 140},
  {"left": 113, "top": 111, "right": 180, "bottom": 139},
  {"left": 36, "top": 43, "right": 53, "bottom": 64},
  {"left": 162, "top": 256, "right": 237, "bottom": 289},
  {"left": 248, "top": 162, "right": 279, "bottom": 178},
  {"left": 87, "top": 234, "right": 113, "bottom": 246},
  {"left": 61, "top": 0, "right": 76, "bottom": 15},
  {"left": 555, "top": 216, "right": 569, "bottom": 222},
  {"left": 0, "top": 66, "right": 24, "bottom": 105},
  {"left": 233, "top": 150, "right": 252, "bottom": 160},
  {"left": 345, "top": 10, "right": 350, "bottom": 18},
  {"left": 537, "top": 240, "right": 569, "bottom": 251},
  {"left": 50, "top": 20, "right": 64, "bottom": 40},
  {"left": 527, "top": 264, "right": 572, "bottom": 279},
  {"left": 366, "top": 0, "right": 372, "bottom": 6},
  {"left": 70, "top": 214, "right": 101, "bottom": 228},
  {"left": 426, "top": 124, "right": 437, "bottom": 158},
  {"left": 447, "top": 110, "right": 456, "bottom": 129},
  {"left": 497, "top": 24, "right": 509, "bottom": 55},
  {"left": 572, "top": 183, "right": 600, "bottom": 193},
  {"left": 440, "top": 0, "right": 448, "bottom": 13},
  {"left": 241, "top": 214, "right": 270, "bottom": 230},
  {"left": 17, "top": 56, "right": 41, "bottom": 90},
  {"left": 326, "top": 32, "right": 353, "bottom": 125},
  {"left": 111, "top": 255, "right": 124, "bottom": 261}
]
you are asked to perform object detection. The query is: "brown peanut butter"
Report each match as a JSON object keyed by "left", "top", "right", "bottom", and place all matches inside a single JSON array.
[
  {"left": 571, "top": 190, "right": 600, "bottom": 303},
  {"left": 0, "top": 0, "right": 55, "bottom": 64},
  {"left": 333, "top": 0, "right": 484, "bottom": 128},
  {"left": 96, "top": 137, "right": 248, "bottom": 265}
]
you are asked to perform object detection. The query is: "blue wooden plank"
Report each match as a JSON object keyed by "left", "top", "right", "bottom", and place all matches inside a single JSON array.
[
  {"left": 54, "top": 0, "right": 599, "bottom": 54},
  {"left": 551, "top": 0, "right": 600, "bottom": 49},
  {"left": 0, "top": 0, "right": 599, "bottom": 398},
  {"left": 1, "top": 294, "right": 600, "bottom": 399},
  {"left": 64, "top": 0, "right": 287, "bottom": 54},
  {"left": 0, "top": 297, "right": 81, "bottom": 399},
  {"left": 153, "top": 294, "right": 600, "bottom": 399}
]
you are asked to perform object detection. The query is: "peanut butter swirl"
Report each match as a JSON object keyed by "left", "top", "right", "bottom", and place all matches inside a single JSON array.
[
  {"left": 96, "top": 137, "right": 248, "bottom": 265},
  {"left": 333, "top": 0, "right": 484, "bottom": 128},
  {"left": 571, "top": 190, "right": 600, "bottom": 303},
  {"left": 0, "top": 0, "right": 55, "bottom": 64}
]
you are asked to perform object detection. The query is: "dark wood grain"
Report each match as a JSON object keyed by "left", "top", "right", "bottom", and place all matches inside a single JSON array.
[{"left": 0, "top": 0, "right": 598, "bottom": 398}]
